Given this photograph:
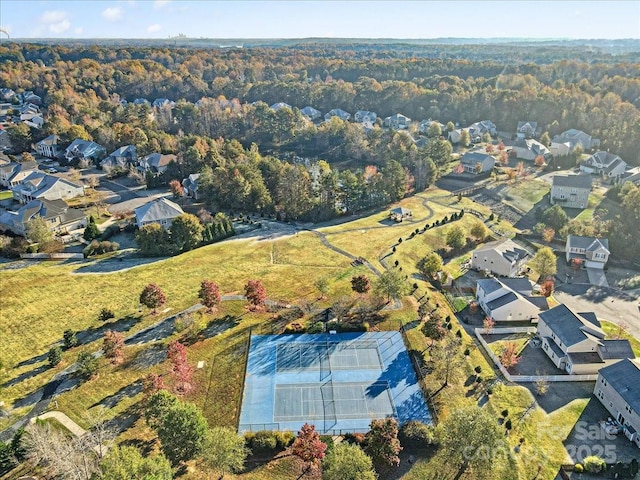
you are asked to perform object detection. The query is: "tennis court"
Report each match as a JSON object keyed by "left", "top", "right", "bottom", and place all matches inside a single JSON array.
[{"left": 238, "top": 332, "right": 432, "bottom": 434}]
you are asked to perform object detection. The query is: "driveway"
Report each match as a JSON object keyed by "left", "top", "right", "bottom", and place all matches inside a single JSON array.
[{"left": 554, "top": 284, "right": 640, "bottom": 340}]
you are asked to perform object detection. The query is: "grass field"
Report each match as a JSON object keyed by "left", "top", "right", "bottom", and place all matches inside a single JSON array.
[
  {"left": 0, "top": 190, "right": 13, "bottom": 200},
  {"left": 499, "top": 178, "right": 550, "bottom": 212},
  {"left": 601, "top": 321, "right": 640, "bottom": 357}
]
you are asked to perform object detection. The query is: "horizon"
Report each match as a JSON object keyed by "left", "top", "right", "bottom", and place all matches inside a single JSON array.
[{"left": 1, "top": 1, "right": 638, "bottom": 40}]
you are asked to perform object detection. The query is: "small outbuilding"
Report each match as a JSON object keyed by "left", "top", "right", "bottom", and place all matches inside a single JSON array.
[{"left": 389, "top": 207, "right": 412, "bottom": 222}]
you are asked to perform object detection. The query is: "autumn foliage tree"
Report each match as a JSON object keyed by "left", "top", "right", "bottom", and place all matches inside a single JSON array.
[
  {"left": 540, "top": 277, "right": 555, "bottom": 297},
  {"left": 365, "top": 418, "right": 402, "bottom": 468},
  {"left": 499, "top": 341, "right": 520, "bottom": 370},
  {"left": 350, "top": 275, "right": 371, "bottom": 294},
  {"left": 167, "top": 341, "right": 193, "bottom": 395},
  {"left": 140, "top": 283, "right": 166, "bottom": 314},
  {"left": 483, "top": 316, "right": 496, "bottom": 333},
  {"left": 291, "top": 423, "right": 326, "bottom": 474},
  {"left": 142, "top": 372, "right": 166, "bottom": 402},
  {"left": 168, "top": 179, "right": 183, "bottom": 198},
  {"left": 103, "top": 330, "right": 125, "bottom": 365},
  {"left": 542, "top": 227, "right": 555, "bottom": 243},
  {"left": 244, "top": 279, "right": 267, "bottom": 311},
  {"left": 198, "top": 279, "right": 221, "bottom": 313}
]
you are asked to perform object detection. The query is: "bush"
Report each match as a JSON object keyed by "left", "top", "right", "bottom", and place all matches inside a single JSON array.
[
  {"left": 26, "top": 244, "right": 38, "bottom": 254},
  {"left": 48, "top": 346, "right": 62, "bottom": 367},
  {"left": 250, "top": 431, "right": 278, "bottom": 452},
  {"left": 399, "top": 421, "right": 438, "bottom": 451},
  {"left": 574, "top": 463, "right": 583, "bottom": 473},
  {"left": 583, "top": 456, "right": 606, "bottom": 474},
  {"left": 63, "top": 329, "right": 79, "bottom": 349},
  {"left": 38, "top": 240, "right": 64, "bottom": 254},
  {"left": 320, "top": 435, "right": 335, "bottom": 455},
  {"left": 275, "top": 431, "right": 295, "bottom": 449},
  {"left": 100, "top": 224, "right": 121, "bottom": 240},
  {"left": 474, "top": 366, "right": 482, "bottom": 374},
  {"left": 306, "top": 321, "right": 324, "bottom": 334},
  {"left": 98, "top": 308, "right": 115, "bottom": 322},
  {"left": 464, "top": 348, "right": 470, "bottom": 356},
  {"left": 343, "top": 432, "right": 366, "bottom": 445}
]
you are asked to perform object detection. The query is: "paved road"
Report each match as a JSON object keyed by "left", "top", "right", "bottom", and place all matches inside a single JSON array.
[{"left": 554, "top": 284, "right": 640, "bottom": 340}]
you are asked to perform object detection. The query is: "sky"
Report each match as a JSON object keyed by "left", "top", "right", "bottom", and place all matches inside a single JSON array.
[{"left": 0, "top": 1, "right": 639, "bottom": 40}]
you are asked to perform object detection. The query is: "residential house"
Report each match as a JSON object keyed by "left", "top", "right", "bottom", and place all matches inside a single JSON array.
[
  {"left": 565, "top": 235, "right": 609, "bottom": 269},
  {"left": 324, "top": 108, "right": 351, "bottom": 122},
  {"left": 269, "top": 102, "right": 291, "bottom": 111},
  {"left": 133, "top": 98, "right": 151, "bottom": 106},
  {"left": 64, "top": 139, "right": 107, "bottom": 164},
  {"left": 468, "top": 120, "right": 497, "bottom": 140},
  {"left": 384, "top": 113, "right": 411, "bottom": 130},
  {"left": 21, "top": 112, "right": 44, "bottom": 129},
  {"left": 137, "top": 153, "right": 177, "bottom": 177},
  {"left": 418, "top": 119, "right": 445, "bottom": 135},
  {"left": 510, "top": 138, "right": 549, "bottom": 161},
  {"left": 181, "top": 173, "right": 201, "bottom": 200},
  {"left": 550, "top": 173, "right": 592, "bottom": 209},
  {"left": 0, "top": 129, "right": 12, "bottom": 152},
  {"left": 621, "top": 167, "right": 640, "bottom": 186},
  {"left": 0, "top": 88, "right": 15, "bottom": 101},
  {"left": 551, "top": 129, "right": 600, "bottom": 156},
  {"left": 152, "top": 98, "right": 174, "bottom": 109},
  {"left": 19, "top": 91, "right": 42, "bottom": 106},
  {"left": 476, "top": 277, "right": 548, "bottom": 322},
  {"left": 134, "top": 197, "right": 184, "bottom": 230},
  {"left": 35, "top": 134, "right": 62, "bottom": 158},
  {"left": 516, "top": 121, "right": 538, "bottom": 139},
  {"left": 101, "top": 145, "right": 137, "bottom": 170},
  {"left": 537, "top": 304, "right": 634, "bottom": 375},
  {"left": 11, "top": 172, "right": 85, "bottom": 203},
  {"left": 460, "top": 151, "right": 495, "bottom": 174},
  {"left": 0, "top": 160, "right": 39, "bottom": 187},
  {"left": 471, "top": 238, "right": 532, "bottom": 278},
  {"left": 0, "top": 198, "right": 86, "bottom": 236},
  {"left": 448, "top": 128, "right": 467, "bottom": 144},
  {"left": 300, "top": 106, "right": 322, "bottom": 121},
  {"left": 579, "top": 151, "right": 627, "bottom": 179},
  {"left": 594, "top": 359, "right": 640, "bottom": 448},
  {"left": 354, "top": 110, "right": 377, "bottom": 123}
]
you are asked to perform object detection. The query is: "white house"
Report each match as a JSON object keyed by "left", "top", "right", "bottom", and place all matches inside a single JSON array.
[
  {"left": 35, "top": 135, "right": 62, "bottom": 158},
  {"left": 551, "top": 129, "right": 600, "bottom": 156},
  {"left": 418, "top": 119, "right": 445, "bottom": 135},
  {"left": 550, "top": 173, "right": 592, "bottom": 209},
  {"left": 594, "top": 359, "right": 640, "bottom": 448},
  {"left": 324, "top": 109, "right": 351, "bottom": 122},
  {"left": 354, "top": 110, "right": 377, "bottom": 123},
  {"left": 579, "top": 151, "right": 627, "bottom": 179},
  {"left": 384, "top": 113, "right": 411, "bottom": 130},
  {"left": 101, "top": 145, "right": 137, "bottom": 170},
  {"left": 516, "top": 121, "right": 538, "bottom": 139},
  {"left": 64, "top": 139, "right": 107, "bottom": 164},
  {"left": 0, "top": 199, "right": 86, "bottom": 237},
  {"left": 181, "top": 173, "right": 201, "bottom": 200},
  {"left": 270, "top": 102, "right": 291, "bottom": 111},
  {"left": 460, "top": 152, "right": 495, "bottom": 174},
  {"left": 471, "top": 238, "right": 532, "bottom": 278},
  {"left": 537, "top": 304, "right": 634, "bottom": 375},
  {"left": 476, "top": 277, "right": 548, "bottom": 322},
  {"left": 300, "top": 106, "right": 322, "bottom": 121},
  {"left": 565, "top": 235, "right": 610, "bottom": 269},
  {"left": 510, "top": 138, "right": 549, "bottom": 161},
  {"left": 11, "top": 172, "right": 85, "bottom": 203},
  {"left": 134, "top": 197, "right": 184, "bottom": 230},
  {"left": 0, "top": 160, "right": 39, "bottom": 188},
  {"left": 468, "top": 120, "right": 497, "bottom": 140}
]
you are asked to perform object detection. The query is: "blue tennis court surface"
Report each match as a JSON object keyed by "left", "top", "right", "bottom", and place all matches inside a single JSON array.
[{"left": 238, "top": 331, "right": 432, "bottom": 434}]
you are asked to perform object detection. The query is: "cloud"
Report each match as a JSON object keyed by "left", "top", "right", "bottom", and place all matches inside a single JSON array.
[
  {"left": 74, "top": 27, "right": 84, "bottom": 35},
  {"left": 102, "top": 7, "right": 123, "bottom": 21},
  {"left": 39, "top": 10, "right": 71, "bottom": 35},
  {"left": 153, "top": 0, "right": 171, "bottom": 9},
  {"left": 147, "top": 23, "right": 162, "bottom": 33}
]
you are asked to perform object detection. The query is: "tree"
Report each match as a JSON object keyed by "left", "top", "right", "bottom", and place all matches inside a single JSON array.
[
  {"left": 77, "top": 351, "right": 99, "bottom": 379},
  {"left": 365, "top": 418, "right": 401, "bottom": 468},
  {"left": 291, "top": 423, "right": 327, "bottom": 474},
  {"left": 25, "top": 217, "right": 53, "bottom": 245},
  {"left": 534, "top": 377, "right": 549, "bottom": 396},
  {"left": 374, "top": 269, "right": 410, "bottom": 303},
  {"left": 540, "top": 131, "right": 551, "bottom": 147},
  {"left": 314, "top": 277, "right": 330, "bottom": 299},
  {"left": 483, "top": 316, "right": 495, "bottom": 333},
  {"left": 427, "top": 122, "right": 442, "bottom": 138},
  {"left": 139, "top": 283, "right": 166, "bottom": 314},
  {"left": 244, "top": 279, "right": 267, "bottom": 311},
  {"left": 529, "top": 247, "right": 557, "bottom": 282},
  {"left": 198, "top": 279, "right": 221, "bottom": 313},
  {"left": 167, "top": 341, "right": 193, "bottom": 394},
  {"left": 145, "top": 390, "right": 178, "bottom": 430},
  {"left": 541, "top": 227, "right": 555, "bottom": 243},
  {"left": 421, "top": 318, "right": 446, "bottom": 341},
  {"left": 142, "top": 372, "right": 166, "bottom": 402},
  {"left": 469, "top": 221, "right": 489, "bottom": 241},
  {"left": 534, "top": 155, "right": 546, "bottom": 168},
  {"left": 446, "top": 225, "right": 466, "bottom": 250},
  {"left": 48, "top": 346, "right": 62, "bottom": 367},
  {"left": 446, "top": 121, "right": 455, "bottom": 132},
  {"left": 103, "top": 330, "right": 125, "bottom": 365},
  {"left": 168, "top": 179, "right": 183, "bottom": 198},
  {"left": 63, "top": 329, "right": 79, "bottom": 349},
  {"left": 98, "top": 308, "right": 115, "bottom": 322},
  {"left": 431, "top": 337, "right": 463, "bottom": 388},
  {"left": 99, "top": 446, "right": 173, "bottom": 480},
  {"left": 170, "top": 213, "right": 203, "bottom": 253},
  {"left": 155, "top": 400, "right": 208, "bottom": 466},
  {"left": 201, "top": 427, "right": 249, "bottom": 478},
  {"left": 499, "top": 342, "right": 520, "bottom": 370},
  {"left": 540, "top": 277, "right": 555, "bottom": 297},
  {"left": 459, "top": 129, "right": 471, "bottom": 148},
  {"left": 439, "top": 406, "right": 507, "bottom": 478},
  {"left": 83, "top": 216, "right": 101, "bottom": 242},
  {"left": 541, "top": 205, "right": 569, "bottom": 231},
  {"left": 417, "top": 252, "right": 443, "bottom": 279},
  {"left": 135, "top": 223, "right": 172, "bottom": 257},
  {"left": 350, "top": 274, "right": 371, "bottom": 294},
  {"left": 322, "top": 442, "right": 376, "bottom": 480}
]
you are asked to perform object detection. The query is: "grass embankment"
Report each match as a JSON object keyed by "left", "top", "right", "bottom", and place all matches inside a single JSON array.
[
  {"left": 601, "top": 321, "right": 640, "bottom": 357},
  {"left": 0, "top": 190, "right": 13, "bottom": 200}
]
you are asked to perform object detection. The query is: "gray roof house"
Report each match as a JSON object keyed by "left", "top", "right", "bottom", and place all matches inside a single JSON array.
[
  {"left": 134, "top": 197, "right": 184, "bottom": 230},
  {"left": 550, "top": 173, "right": 592, "bottom": 209},
  {"left": 35, "top": 134, "right": 62, "bottom": 158},
  {"left": 138, "top": 153, "right": 177, "bottom": 176},
  {"left": 511, "top": 138, "right": 549, "bottom": 161},
  {"left": 384, "top": 113, "right": 411, "bottom": 130},
  {"left": 476, "top": 277, "right": 548, "bottom": 322},
  {"left": 579, "top": 151, "right": 627, "bottom": 179},
  {"left": 11, "top": 172, "right": 85, "bottom": 203},
  {"left": 181, "top": 173, "right": 201, "bottom": 200},
  {"left": 389, "top": 207, "right": 412, "bottom": 222},
  {"left": 300, "top": 106, "right": 322, "bottom": 121},
  {"left": 418, "top": 119, "right": 445, "bottom": 134},
  {"left": 468, "top": 120, "right": 497, "bottom": 139},
  {"left": 354, "top": 110, "right": 377, "bottom": 123},
  {"left": 0, "top": 199, "right": 86, "bottom": 237},
  {"left": 565, "top": 235, "right": 610, "bottom": 270},
  {"left": 551, "top": 129, "right": 600, "bottom": 156},
  {"left": 471, "top": 238, "right": 532, "bottom": 277},
  {"left": 133, "top": 98, "right": 151, "bottom": 106},
  {"left": 324, "top": 108, "right": 351, "bottom": 122},
  {"left": 0, "top": 88, "right": 15, "bottom": 101},
  {"left": 621, "top": 166, "right": 640, "bottom": 187},
  {"left": 460, "top": 152, "right": 495, "bottom": 174},
  {"left": 516, "top": 121, "right": 538, "bottom": 139},
  {"left": 152, "top": 98, "right": 174, "bottom": 109},
  {"left": 537, "top": 304, "right": 634, "bottom": 375},
  {"left": 594, "top": 359, "right": 640, "bottom": 447},
  {"left": 0, "top": 160, "right": 39, "bottom": 188},
  {"left": 0, "top": 129, "right": 12, "bottom": 152},
  {"left": 101, "top": 145, "right": 137, "bottom": 170},
  {"left": 64, "top": 139, "right": 107, "bottom": 164},
  {"left": 270, "top": 102, "right": 292, "bottom": 111}
]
